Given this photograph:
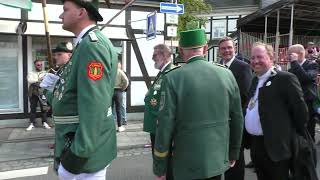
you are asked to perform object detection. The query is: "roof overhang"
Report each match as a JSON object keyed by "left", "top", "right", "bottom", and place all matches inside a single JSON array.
[{"left": 237, "top": 0, "right": 320, "bottom": 36}]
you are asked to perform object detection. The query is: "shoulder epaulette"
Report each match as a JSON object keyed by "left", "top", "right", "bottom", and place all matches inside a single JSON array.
[
  {"left": 164, "top": 65, "right": 181, "bottom": 74},
  {"left": 89, "top": 32, "right": 98, "bottom": 42},
  {"left": 212, "top": 62, "right": 226, "bottom": 68}
]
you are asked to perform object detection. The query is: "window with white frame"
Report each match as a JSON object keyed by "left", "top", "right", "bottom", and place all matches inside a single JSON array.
[{"left": 0, "top": 35, "right": 21, "bottom": 112}]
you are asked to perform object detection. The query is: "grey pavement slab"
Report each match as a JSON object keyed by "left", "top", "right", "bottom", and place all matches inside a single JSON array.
[
  {"left": 0, "top": 121, "right": 149, "bottom": 164},
  {"left": 1, "top": 121, "right": 320, "bottom": 179},
  {"left": 0, "top": 128, "right": 13, "bottom": 142},
  {"left": 7, "top": 153, "right": 259, "bottom": 180}
]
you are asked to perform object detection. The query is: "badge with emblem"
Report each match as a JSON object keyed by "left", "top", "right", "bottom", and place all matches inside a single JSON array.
[
  {"left": 248, "top": 98, "right": 257, "bottom": 110},
  {"left": 159, "top": 91, "right": 165, "bottom": 111},
  {"left": 58, "top": 93, "right": 63, "bottom": 100},
  {"left": 150, "top": 98, "right": 158, "bottom": 106},
  {"left": 66, "top": 42, "right": 73, "bottom": 51},
  {"left": 154, "top": 79, "right": 162, "bottom": 90},
  {"left": 87, "top": 61, "right": 104, "bottom": 81},
  {"left": 54, "top": 91, "right": 59, "bottom": 98},
  {"left": 154, "top": 84, "right": 161, "bottom": 90}
]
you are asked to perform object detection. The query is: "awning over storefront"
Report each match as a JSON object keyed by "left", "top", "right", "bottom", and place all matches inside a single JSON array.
[
  {"left": 237, "top": 0, "right": 320, "bottom": 36},
  {"left": 0, "top": 20, "right": 129, "bottom": 40},
  {"left": 23, "top": 22, "right": 129, "bottom": 40}
]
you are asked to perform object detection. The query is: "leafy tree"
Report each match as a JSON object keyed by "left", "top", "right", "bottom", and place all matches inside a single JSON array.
[{"left": 178, "top": 0, "right": 212, "bottom": 33}]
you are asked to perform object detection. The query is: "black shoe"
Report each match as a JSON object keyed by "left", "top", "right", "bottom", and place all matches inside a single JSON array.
[
  {"left": 122, "top": 121, "right": 127, "bottom": 125},
  {"left": 245, "top": 161, "right": 254, "bottom": 168}
]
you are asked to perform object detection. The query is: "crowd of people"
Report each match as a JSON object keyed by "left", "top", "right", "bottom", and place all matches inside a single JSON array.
[
  {"left": 143, "top": 32, "right": 320, "bottom": 179},
  {"left": 23, "top": 0, "right": 320, "bottom": 180}
]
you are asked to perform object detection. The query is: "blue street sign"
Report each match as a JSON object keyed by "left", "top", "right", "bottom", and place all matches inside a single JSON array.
[
  {"left": 146, "top": 11, "right": 157, "bottom": 40},
  {"left": 160, "top": 2, "right": 184, "bottom": 15}
]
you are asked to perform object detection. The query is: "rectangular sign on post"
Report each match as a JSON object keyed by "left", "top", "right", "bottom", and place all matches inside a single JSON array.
[
  {"left": 166, "top": 14, "right": 179, "bottom": 25},
  {"left": 146, "top": 11, "right": 157, "bottom": 40},
  {"left": 160, "top": 2, "right": 184, "bottom": 14},
  {"left": 167, "top": 25, "right": 177, "bottom": 37}
]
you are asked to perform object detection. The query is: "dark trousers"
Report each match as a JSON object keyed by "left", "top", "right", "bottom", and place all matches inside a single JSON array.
[
  {"left": 150, "top": 133, "right": 174, "bottom": 180},
  {"left": 250, "top": 136, "right": 290, "bottom": 180},
  {"left": 194, "top": 175, "right": 221, "bottom": 180},
  {"left": 29, "top": 95, "right": 47, "bottom": 124},
  {"left": 224, "top": 146, "right": 245, "bottom": 180},
  {"left": 112, "top": 89, "right": 123, "bottom": 127},
  {"left": 306, "top": 100, "right": 316, "bottom": 141}
]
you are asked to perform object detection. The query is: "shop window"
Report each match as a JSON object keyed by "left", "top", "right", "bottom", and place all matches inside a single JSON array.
[
  {"left": 0, "top": 35, "right": 20, "bottom": 112},
  {"left": 228, "top": 19, "right": 237, "bottom": 32},
  {"left": 211, "top": 19, "right": 226, "bottom": 39}
]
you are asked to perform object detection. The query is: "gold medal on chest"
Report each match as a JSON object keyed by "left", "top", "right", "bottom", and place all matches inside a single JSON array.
[{"left": 150, "top": 98, "right": 158, "bottom": 106}]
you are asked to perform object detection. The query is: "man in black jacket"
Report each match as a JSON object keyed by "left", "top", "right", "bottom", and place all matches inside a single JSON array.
[
  {"left": 288, "top": 44, "right": 319, "bottom": 141},
  {"left": 245, "top": 42, "right": 308, "bottom": 180},
  {"left": 219, "top": 37, "right": 252, "bottom": 180}
]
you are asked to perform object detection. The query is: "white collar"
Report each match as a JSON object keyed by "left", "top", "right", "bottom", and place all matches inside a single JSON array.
[
  {"left": 223, "top": 56, "right": 235, "bottom": 68},
  {"left": 299, "top": 59, "right": 307, "bottom": 66},
  {"left": 74, "top": 24, "right": 96, "bottom": 45},
  {"left": 258, "top": 68, "right": 272, "bottom": 80},
  {"left": 160, "top": 61, "right": 171, "bottom": 72}
]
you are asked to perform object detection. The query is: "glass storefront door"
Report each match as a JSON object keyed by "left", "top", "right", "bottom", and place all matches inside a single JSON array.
[{"left": 0, "top": 35, "right": 22, "bottom": 113}]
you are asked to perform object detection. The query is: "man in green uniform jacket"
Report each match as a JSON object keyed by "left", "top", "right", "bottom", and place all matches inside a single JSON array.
[
  {"left": 43, "top": 0, "right": 117, "bottom": 179},
  {"left": 144, "top": 44, "right": 176, "bottom": 180},
  {"left": 143, "top": 44, "right": 176, "bottom": 151},
  {"left": 153, "top": 29, "right": 244, "bottom": 180}
]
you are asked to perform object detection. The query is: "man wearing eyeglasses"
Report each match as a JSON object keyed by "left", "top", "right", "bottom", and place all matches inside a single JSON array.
[{"left": 26, "top": 59, "right": 51, "bottom": 131}]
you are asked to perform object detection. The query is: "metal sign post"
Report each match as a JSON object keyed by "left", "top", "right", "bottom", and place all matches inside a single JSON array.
[{"left": 164, "top": 0, "right": 181, "bottom": 57}]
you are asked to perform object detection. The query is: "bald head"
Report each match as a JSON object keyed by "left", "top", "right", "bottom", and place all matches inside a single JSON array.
[{"left": 288, "top": 44, "right": 305, "bottom": 63}]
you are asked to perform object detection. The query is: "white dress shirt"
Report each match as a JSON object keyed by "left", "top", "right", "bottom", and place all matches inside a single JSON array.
[
  {"left": 74, "top": 24, "right": 96, "bottom": 46},
  {"left": 245, "top": 68, "right": 272, "bottom": 136},
  {"left": 222, "top": 56, "right": 235, "bottom": 68},
  {"left": 160, "top": 61, "right": 171, "bottom": 72},
  {"left": 299, "top": 59, "right": 306, "bottom": 66}
]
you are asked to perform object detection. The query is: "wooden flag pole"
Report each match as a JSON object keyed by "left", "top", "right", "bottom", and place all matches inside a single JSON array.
[
  {"left": 41, "top": 0, "right": 53, "bottom": 69},
  {"left": 101, "top": 0, "right": 136, "bottom": 31}
]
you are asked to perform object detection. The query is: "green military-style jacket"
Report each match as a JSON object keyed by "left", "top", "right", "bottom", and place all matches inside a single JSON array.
[
  {"left": 46, "top": 26, "right": 118, "bottom": 174},
  {"left": 143, "top": 63, "right": 176, "bottom": 134},
  {"left": 153, "top": 56, "right": 244, "bottom": 180}
]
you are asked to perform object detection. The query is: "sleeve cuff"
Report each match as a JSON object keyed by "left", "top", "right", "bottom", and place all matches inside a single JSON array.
[
  {"left": 61, "top": 149, "right": 88, "bottom": 174},
  {"left": 153, "top": 157, "right": 167, "bottom": 177},
  {"left": 229, "top": 147, "right": 240, "bottom": 160}
]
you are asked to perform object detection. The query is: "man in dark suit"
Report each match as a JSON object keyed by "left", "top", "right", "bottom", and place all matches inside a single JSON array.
[
  {"left": 219, "top": 37, "right": 252, "bottom": 180},
  {"left": 288, "top": 44, "right": 319, "bottom": 141},
  {"left": 245, "top": 42, "right": 308, "bottom": 180}
]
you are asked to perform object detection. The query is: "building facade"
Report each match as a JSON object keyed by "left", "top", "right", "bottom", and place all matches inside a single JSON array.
[
  {"left": 0, "top": 0, "right": 260, "bottom": 119},
  {"left": 0, "top": 0, "right": 165, "bottom": 119}
]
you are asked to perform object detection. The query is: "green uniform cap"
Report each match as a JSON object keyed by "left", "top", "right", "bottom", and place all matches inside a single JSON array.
[
  {"left": 53, "top": 42, "right": 73, "bottom": 53},
  {"left": 62, "top": 0, "right": 103, "bottom": 22},
  {"left": 179, "top": 29, "right": 207, "bottom": 49}
]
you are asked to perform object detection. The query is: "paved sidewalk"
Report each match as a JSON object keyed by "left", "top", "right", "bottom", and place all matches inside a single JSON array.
[
  {"left": 0, "top": 119, "right": 320, "bottom": 180},
  {"left": 0, "top": 119, "right": 150, "bottom": 171}
]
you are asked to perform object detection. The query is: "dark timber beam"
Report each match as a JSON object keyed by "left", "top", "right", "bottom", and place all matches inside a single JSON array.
[{"left": 126, "top": 25, "right": 152, "bottom": 89}]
